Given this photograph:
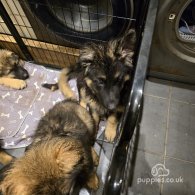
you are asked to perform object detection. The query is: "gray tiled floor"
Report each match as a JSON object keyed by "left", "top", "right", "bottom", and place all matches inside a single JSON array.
[
  {"left": 129, "top": 150, "right": 163, "bottom": 195},
  {"left": 163, "top": 157, "right": 195, "bottom": 195},
  {"left": 172, "top": 86, "right": 195, "bottom": 104},
  {"left": 130, "top": 80, "right": 195, "bottom": 195},
  {"left": 138, "top": 96, "right": 168, "bottom": 154},
  {"left": 167, "top": 100, "right": 195, "bottom": 162}
]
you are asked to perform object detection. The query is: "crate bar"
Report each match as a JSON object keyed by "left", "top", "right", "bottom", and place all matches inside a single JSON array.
[
  {"left": 0, "top": 0, "right": 33, "bottom": 60},
  {"left": 103, "top": 0, "right": 159, "bottom": 194}
]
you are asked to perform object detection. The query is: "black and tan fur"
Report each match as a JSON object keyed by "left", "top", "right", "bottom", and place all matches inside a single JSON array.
[
  {"left": 43, "top": 29, "right": 136, "bottom": 142},
  {"left": 0, "top": 49, "right": 29, "bottom": 89},
  {"left": 0, "top": 100, "right": 99, "bottom": 195}
]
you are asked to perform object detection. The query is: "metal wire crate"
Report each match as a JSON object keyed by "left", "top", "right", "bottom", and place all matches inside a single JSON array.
[
  {"left": 0, "top": 0, "right": 149, "bottom": 67},
  {"left": 0, "top": 0, "right": 159, "bottom": 194}
]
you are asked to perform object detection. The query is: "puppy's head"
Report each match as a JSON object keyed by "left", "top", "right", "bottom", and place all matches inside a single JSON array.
[
  {"left": 80, "top": 29, "right": 136, "bottom": 111},
  {"left": 0, "top": 137, "right": 86, "bottom": 195},
  {"left": 0, "top": 49, "right": 29, "bottom": 80}
]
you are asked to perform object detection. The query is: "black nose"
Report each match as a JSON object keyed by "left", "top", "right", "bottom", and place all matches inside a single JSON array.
[
  {"left": 13, "top": 66, "right": 29, "bottom": 80},
  {"left": 22, "top": 69, "right": 29, "bottom": 79}
]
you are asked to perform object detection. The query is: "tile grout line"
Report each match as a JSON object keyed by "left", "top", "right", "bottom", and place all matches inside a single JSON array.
[
  {"left": 164, "top": 86, "right": 172, "bottom": 158},
  {"left": 165, "top": 155, "right": 195, "bottom": 165},
  {"left": 144, "top": 93, "right": 195, "bottom": 106},
  {"left": 133, "top": 147, "right": 164, "bottom": 157},
  {"left": 144, "top": 93, "right": 168, "bottom": 100},
  {"left": 172, "top": 99, "right": 190, "bottom": 105},
  {"left": 160, "top": 86, "right": 172, "bottom": 194},
  {"left": 99, "top": 146, "right": 195, "bottom": 166}
]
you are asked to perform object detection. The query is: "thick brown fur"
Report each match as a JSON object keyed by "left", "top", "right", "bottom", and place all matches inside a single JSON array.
[
  {"left": 43, "top": 29, "right": 136, "bottom": 142},
  {"left": 0, "top": 49, "right": 29, "bottom": 89},
  {"left": 0, "top": 100, "right": 99, "bottom": 195}
]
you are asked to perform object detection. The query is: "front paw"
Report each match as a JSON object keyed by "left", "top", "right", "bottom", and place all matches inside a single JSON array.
[
  {"left": 105, "top": 120, "right": 117, "bottom": 142},
  {"left": 91, "top": 148, "right": 99, "bottom": 167},
  {"left": 86, "top": 172, "right": 99, "bottom": 191},
  {"left": 10, "top": 80, "right": 27, "bottom": 89}
]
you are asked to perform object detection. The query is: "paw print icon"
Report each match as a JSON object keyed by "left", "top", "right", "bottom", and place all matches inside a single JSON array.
[{"left": 151, "top": 163, "right": 170, "bottom": 177}]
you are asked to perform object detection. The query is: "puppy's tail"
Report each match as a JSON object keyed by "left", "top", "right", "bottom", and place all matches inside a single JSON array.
[
  {"left": 42, "top": 65, "right": 80, "bottom": 99},
  {"left": 58, "top": 67, "right": 76, "bottom": 99}
]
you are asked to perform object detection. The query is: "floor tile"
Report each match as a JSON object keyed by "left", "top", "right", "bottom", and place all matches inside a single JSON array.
[
  {"left": 144, "top": 80, "right": 170, "bottom": 98},
  {"left": 172, "top": 86, "right": 195, "bottom": 104},
  {"left": 162, "top": 158, "right": 195, "bottom": 195},
  {"left": 129, "top": 150, "right": 162, "bottom": 195},
  {"left": 138, "top": 96, "right": 168, "bottom": 154},
  {"left": 166, "top": 102, "right": 195, "bottom": 162}
]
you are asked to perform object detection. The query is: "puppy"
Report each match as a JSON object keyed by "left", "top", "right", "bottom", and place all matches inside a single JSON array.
[
  {"left": 0, "top": 100, "right": 99, "bottom": 195},
  {"left": 0, "top": 49, "right": 29, "bottom": 89},
  {"left": 43, "top": 29, "right": 136, "bottom": 142}
]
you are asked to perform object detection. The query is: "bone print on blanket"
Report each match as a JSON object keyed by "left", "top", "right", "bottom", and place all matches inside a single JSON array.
[
  {"left": 0, "top": 62, "right": 106, "bottom": 149},
  {"left": 0, "top": 62, "right": 76, "bottom": 148}
]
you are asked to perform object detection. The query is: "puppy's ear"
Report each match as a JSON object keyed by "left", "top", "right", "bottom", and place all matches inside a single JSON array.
[
  {"left": 121, "top": 29, "right": 136, "bottom": 52},
  {"left": 79, "top": 46, "right": 94, "bottom": 75},
  {"left": 117, "top": 29, "right": 136, "bottom": 67},
  {"left": 7, "top": 52, "right": 19, "bottom": 65},
  {"left": 79, "top": 43, "right": 97, "bottom": 64},
  {"left": 118, "top": 29, "right": 136, "bottom": 55}
]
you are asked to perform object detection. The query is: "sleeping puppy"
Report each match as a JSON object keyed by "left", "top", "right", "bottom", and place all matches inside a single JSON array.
[
  {"left": 0, "top": 100, "right": 99, "bottom": 195},
  {"left": 0, "top": 49, "right": 29, "bottom": 89},
  {"left": 43, "top": 29, "right": 136, "bottom": 142}
]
